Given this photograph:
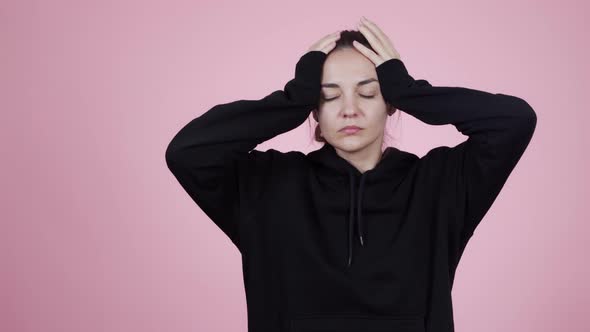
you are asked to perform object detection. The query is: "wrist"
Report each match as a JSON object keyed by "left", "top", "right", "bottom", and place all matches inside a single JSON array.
[
  {"left": 376, "top": 58, "right": 412, "bottom": 88},
  {"left": 295, "top": 50, "right": 327, "bottom": 85},
  {"left": 286, "top": 50, "right": 327, "bottom": 104}
]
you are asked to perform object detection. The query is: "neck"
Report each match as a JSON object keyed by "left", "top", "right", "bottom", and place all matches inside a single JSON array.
[{"left": 334, "top": 137, "right": 384, "bottom": 174}]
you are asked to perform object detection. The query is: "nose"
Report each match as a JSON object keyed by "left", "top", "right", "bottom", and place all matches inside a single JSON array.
[
  {"left": 342, "top": 108, "right": 360, "bottom": 119},
  {"left": 341, "top": 97, "right": 360, "bottom": 118}
]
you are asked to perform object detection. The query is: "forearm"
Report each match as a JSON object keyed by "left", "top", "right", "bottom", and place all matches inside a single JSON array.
[
  {"left": 375, "top": 58, "right": 537, "bottom": 143},
  {"left": 165, "top": 50, "right": 327, "bottom": 167}
]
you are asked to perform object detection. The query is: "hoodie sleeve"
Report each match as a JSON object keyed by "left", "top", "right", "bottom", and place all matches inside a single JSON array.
[
  {"left": 375, "top": 58, "right": 537, "bottom": 272},
  {"left": 165, "top": 50, "right": 327, "bottom": 253}
]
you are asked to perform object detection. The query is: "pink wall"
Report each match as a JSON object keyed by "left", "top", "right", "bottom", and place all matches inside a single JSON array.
[{"left": 6, "top": 0, "right": 589, "bottom": 331}]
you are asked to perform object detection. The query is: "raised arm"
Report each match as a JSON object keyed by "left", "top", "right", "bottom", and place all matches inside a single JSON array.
[
  {"left": 376, "top": 57, "right": 536, "bottom": 273},
  {"left": 354, "top": 16, "right": 537, "bottom": 276},
  {"left": 165, "top": 32, "right": 340, "bottom": 253}
]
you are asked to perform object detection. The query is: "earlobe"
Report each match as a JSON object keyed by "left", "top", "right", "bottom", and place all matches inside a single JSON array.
[{"left": 387, "top": 104, "right": 397, "bottom": 116}]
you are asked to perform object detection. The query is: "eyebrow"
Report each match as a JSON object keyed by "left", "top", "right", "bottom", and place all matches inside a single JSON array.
[{"left": 321, "top": 78, "right": 378, "bottom": 88}]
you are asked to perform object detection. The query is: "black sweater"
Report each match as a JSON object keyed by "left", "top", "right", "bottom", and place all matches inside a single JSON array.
[{"left": 165, "top": 50, "right": 537, "bottom": 332}]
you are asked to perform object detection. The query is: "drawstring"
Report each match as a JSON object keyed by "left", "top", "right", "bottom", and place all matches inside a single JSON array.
[
  {"left": 306, "top": 143, "right": 398, "bottom": 269},
  {"left": 346, "top": 170, "right": 368, "bottom": 268},
  {"left": 347, "top": 172, "right": 354, "bottom": 268},
  {"left": 357, "top": 173, "right": 367, "bottom": 248}
]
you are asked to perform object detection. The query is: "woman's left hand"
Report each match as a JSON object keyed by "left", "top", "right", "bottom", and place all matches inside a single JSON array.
[{"left": 353, "top": 16, "right": 402, "bottom": 67}]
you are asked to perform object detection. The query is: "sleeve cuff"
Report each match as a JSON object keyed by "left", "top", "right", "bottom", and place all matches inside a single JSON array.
[
  {"left": 375, "top": 58, "right": 414, "bottom": 90},
  {"left": 295, "top": 50, "right": 327, "bottom": 87},
  {"left": 286, "top": 51, "right": 327, "bottom": 104}
]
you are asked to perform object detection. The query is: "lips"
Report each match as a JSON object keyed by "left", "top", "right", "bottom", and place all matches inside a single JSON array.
[
  {"left": 339, "top": 126, "right": 363, "bottom": 134},
  {"left": 339, "top": 125, "right": 362, "bottom": 131}
]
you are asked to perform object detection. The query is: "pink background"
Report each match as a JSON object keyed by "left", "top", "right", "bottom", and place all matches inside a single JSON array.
[{"left": 5, "top": 0, "right": 589, "bottom": 331}]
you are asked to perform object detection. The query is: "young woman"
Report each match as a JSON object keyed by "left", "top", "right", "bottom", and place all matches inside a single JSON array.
[{"left": 165, "top": 17, "right": 536, "bottom": 332}]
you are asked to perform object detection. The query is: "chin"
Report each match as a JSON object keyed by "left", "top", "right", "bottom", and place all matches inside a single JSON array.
[{"left": 331, "top": 138, "right": 369, "bottom": 153}]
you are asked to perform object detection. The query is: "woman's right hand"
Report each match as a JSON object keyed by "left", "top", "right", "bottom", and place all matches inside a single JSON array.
[{"left": 306, "top": 30, "right": 342, "bottom": 54}]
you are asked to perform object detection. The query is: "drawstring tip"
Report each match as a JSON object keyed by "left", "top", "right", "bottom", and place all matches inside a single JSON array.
[
  {"left": 359, "top": 235, "right": 364, "bottom": 247},
  {"left": 347, "top": 256, "right": 352, "bottom": 268}
]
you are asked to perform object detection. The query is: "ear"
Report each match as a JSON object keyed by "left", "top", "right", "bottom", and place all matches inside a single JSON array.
[{"left": 386, "top": 104, "right": 397, "bottom": 116}]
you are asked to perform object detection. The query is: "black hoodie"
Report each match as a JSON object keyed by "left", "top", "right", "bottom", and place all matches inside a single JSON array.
[{"left": 165, "top": 50, "right": 537, "bottom": 332}]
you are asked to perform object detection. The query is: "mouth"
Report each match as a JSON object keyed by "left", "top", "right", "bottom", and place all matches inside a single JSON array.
[{"left": 339, "top": 126, "right": 363, "bottom": 134}]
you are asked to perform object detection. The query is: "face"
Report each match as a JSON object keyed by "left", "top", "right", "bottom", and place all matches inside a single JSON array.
[{"left": 316, "top": 48, "right": 391, "bottom": 153}]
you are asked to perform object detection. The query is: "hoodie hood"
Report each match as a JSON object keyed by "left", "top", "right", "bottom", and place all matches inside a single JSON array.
[{"left": 306, "top": 143, "right": 418, "bottom": 268}]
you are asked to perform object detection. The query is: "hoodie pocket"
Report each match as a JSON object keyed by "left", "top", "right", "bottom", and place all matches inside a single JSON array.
[{"left": 289, "top": 313, "right": 425, "bottom": 332}]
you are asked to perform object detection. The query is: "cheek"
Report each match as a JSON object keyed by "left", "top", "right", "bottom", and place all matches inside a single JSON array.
[
  {"left": 365, "top": 111, "right": 390, "bottom": 130},
  {"left": 317, "top": 113, "right": 341, "bottom": 133}
]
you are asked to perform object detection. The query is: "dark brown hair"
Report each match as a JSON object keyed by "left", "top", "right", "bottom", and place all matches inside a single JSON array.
[{"left": 308, "top": 30, "right": 398, "bottom": 144}]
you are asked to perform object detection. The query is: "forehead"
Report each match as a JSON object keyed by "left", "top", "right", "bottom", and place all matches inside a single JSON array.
[{"left": 321, "top": 48, "right": 377, "bottom": 85}]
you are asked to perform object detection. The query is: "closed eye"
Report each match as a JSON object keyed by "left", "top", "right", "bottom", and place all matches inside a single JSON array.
[{"left": 323, "top": 95, "right": 375, "bottom": 101}]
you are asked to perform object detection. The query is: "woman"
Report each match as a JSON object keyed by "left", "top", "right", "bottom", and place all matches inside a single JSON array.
[{"left": 165, "top": 17, "right": 536, "bottom": 332}]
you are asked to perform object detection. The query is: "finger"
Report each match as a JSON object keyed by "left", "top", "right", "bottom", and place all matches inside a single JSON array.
[
  {"left": 317, "top": 31, "right": 341, "bottom": 50},
  {"left": 320, "top": 40, "right": 337, "bottom": 54},
  {"left": 360, "top": 17, "right": 396, "bottom": 55},
  {"left": 352, "top": 40, "right": 382, "bottom": 66},
  {"left": 323, "top": 31, "right": 341, "bottom": 42},
  {"left": 322, "top": 31, "right": 340, "bottom": 41},
  {"left": 358, "top": 24, "right": 388, "bottom": 60}
]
